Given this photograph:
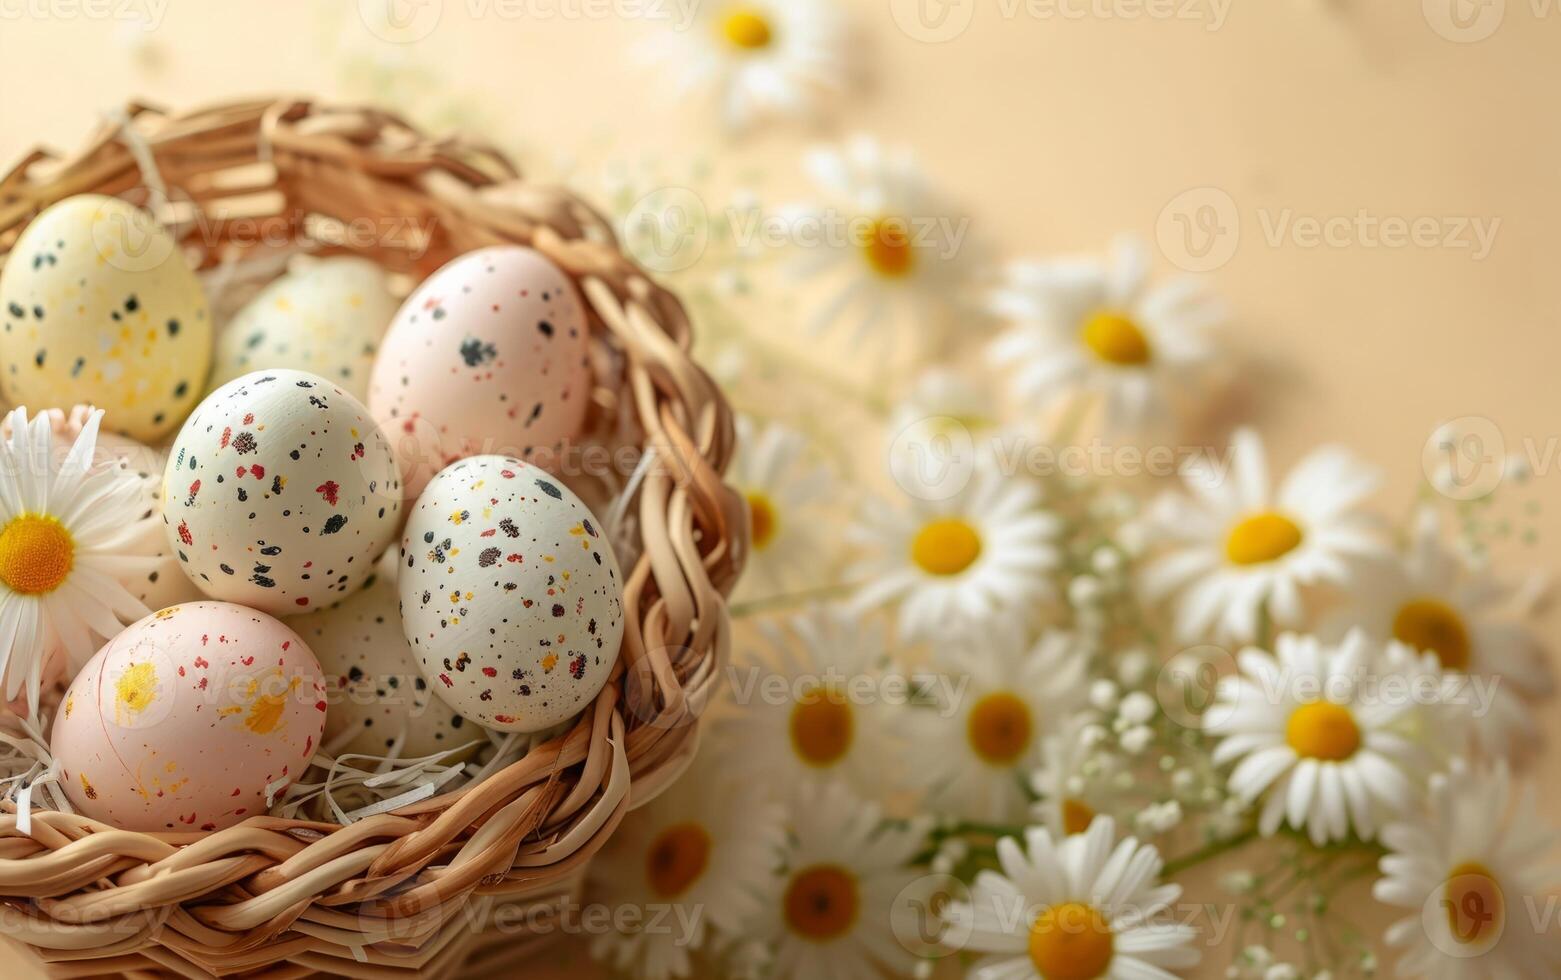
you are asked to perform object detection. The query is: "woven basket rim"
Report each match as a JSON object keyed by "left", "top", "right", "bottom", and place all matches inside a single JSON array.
[{"left": 0, "top": 96, "right": 747, "bottom": 978}]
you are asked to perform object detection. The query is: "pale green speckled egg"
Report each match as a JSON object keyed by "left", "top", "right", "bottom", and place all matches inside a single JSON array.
[
  {"left": 0, "top": 195, "right": 212, "bottom": 442},
  {"left": 212, "top": 256, "right": 396, "bottom": 402}
]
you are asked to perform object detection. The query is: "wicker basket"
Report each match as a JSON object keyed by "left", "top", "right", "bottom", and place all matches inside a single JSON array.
[{"left": 0, "top": 98, "right": 746, "bottom": 978}]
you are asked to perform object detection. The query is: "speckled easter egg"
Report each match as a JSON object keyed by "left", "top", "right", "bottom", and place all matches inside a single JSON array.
[
  {"left": 162, "top": 369, "right": 402, "bottom": 616},
  {"left": 50, "top": 602, "right": 325, "bottom": 832},
  {"left": 399, "top": 455, "right": 624, "bottom": 733},
  {"left": 213, "top": 256, "right": 397, "bottom": 401},
  {"left": 368, "top": 246, "right": 591, "bottom": 499},
  {"left": 295, "top": 557, "right": 476, "bottom": 759},
  {"left": 0, "top": 195, "right": 212, "bottom": 441}
]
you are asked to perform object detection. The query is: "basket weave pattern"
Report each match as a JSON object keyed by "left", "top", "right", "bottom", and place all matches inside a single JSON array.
[{"left": 0, "top": 98, "right": 746, "bottom": 978}]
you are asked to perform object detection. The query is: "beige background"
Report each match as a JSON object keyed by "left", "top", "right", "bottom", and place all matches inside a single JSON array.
[{"left": 1, "top": 1, "right": 1558, "bottom": 977}]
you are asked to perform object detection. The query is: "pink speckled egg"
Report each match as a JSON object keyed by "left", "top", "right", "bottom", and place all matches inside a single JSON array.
[
  {"left": 368, "top": 246, "right": 591, "bottom": 499},
  {"left": 51, "top": 602, "right": 326, "bottom": 832}
]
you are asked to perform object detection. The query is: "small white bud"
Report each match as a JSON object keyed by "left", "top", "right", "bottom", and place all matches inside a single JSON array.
[
  {"left": 1119, "top": 725, "right": 1154, "bottom": 755},
  {"left": 1089, "top": 679, "right": 1120, "bottom": 712},
  {"left": 1119, "top": 691, "right": 1157, "bottom": 725}
]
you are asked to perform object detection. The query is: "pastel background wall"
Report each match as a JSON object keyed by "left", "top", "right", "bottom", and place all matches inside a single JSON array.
[{"left": 2, "top": 2, "right": 1557, "bottom": 976}]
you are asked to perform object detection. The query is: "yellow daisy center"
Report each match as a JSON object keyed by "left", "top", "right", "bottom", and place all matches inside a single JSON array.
[
  {"left": 967, "top": 692, "right": 1033, "bottom": 764},
  {"left": 1285, "top": 701, "right": 1361, "bottom": 761},
  {"left": 645, "top": 821, "right": 712, "bottom": 898},
  {"left": 1062, "top": 798, "right": 1096, "bottom": 836},
  {"left": 1079, "top": 310, "right": 1151, "bottom": 366},
  {"left": 719, "top": 7, "right": 773, "bottom": 50},
  {"left": 1224, "top": 511, "right": 1303, "bottom": 566},
  {"left": 910, "top": 518, "right": 982, "bottom": 576},
  {"left": 0, "top": 513, "right": 75, "bottom": 595},
  {"left": 789, "top": 685, "right": 854, "bottom": 767},
  {"left": 747, "top": 492, "right": 778, "bottom": 550},
  {"left": 1392, "top": 598, "right": 1472, "bottom": 672},
  {"left": 1443, "top": 861, "right": 1504, "bottom": 946},
  {"left": 862, "top": 217, "right": 916, "bottom": 279},
  {"left": 783, "top": 864, "right": 858, "bottom": 941},
  {"left": 1028, "top": 902, "right": 1114, "bottom": 980}
]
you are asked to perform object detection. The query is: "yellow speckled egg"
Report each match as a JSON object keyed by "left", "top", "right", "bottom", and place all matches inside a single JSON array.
[
  {"left": 213, "top": 256, "right": 397, "bottom": 402},
  {"left": 51, "top": 601, "right": 326, "bottom": 832},
  {"left": 0, "top": 195, "right": 213, "bottom": 442}
]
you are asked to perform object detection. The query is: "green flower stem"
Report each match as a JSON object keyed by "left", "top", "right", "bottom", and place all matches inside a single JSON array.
[
  {"left": 1161, "top": 825, "right": 1262, "bottom": 878},
  {"left": 729, "top": 582, "right": 860, "bottom": 618}
]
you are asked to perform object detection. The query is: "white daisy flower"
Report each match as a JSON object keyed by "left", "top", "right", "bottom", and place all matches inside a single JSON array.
[
  {"left": 726, "top": 605, "right": 907, "bottom": 796},
  {"left": 789, "top": 135, "right": 973, "bottom": 346},
  {"left": 910, "top": 629, "right": 1093, "bottom": 823},
  {"left": 945, "top": 816, "right": 1200, "bottom": 980},
  {"left": 0, "top": 406, "right": 151, "bottom": 715},
  {"left": 1140, "top": 427, "right": 1387, "bottom": 644},
  {"left": 1330, "top": 509, "right": 1553, "bottom": 759},
  {"left": 1206, "top": 631, "right": 1450, "bottom": 845},
  {"left": 987, "top": 235, "right": 1221, "bottom": 433},
  {"left": 730, "top": 417, "right": 834, "bottom": 599},
  {"left": 588, "top": 750, "right": 785, "bottom": 980},
  {"left": 639, "top": 0, "right": 849, "bottom": 132},
  {"left": 851, "top": 465, "right": 1060, "bottom": 644},
  {"left": 1374, "top": 759, "right": 1561, "bottom": 980},
  {"left": 760, "top": 781, "right": 929, "bottom": 980},
  {"left": 1031, "top": 712, "right": 1110, "bottom": 838}
]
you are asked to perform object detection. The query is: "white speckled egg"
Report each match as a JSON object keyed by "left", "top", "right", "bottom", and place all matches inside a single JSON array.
[
  {"left": 295, "top": 556, "right": 477, "bottom": 759},
  {"left": 368, "top": 246, "right": 591, "bottom": 499},
  {"left": 399, "top": 455, "right": 623, "bottom": 733},
  {"left": 213, "top": 256, "right": 397, "bottom": 401},
  {"left": 0, "top": 195, "right": 212, "bottom": 441},
  {"left": 163, "top": 369, "right": 402, "bottom": 616},
  {"left": 51, "top": 601, "right": 326, "bottom": 832}
]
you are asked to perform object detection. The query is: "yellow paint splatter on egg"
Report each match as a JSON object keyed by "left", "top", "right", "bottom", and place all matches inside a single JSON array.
[{"left": 114, "top": 661, "right": 158, "bottom": 722}]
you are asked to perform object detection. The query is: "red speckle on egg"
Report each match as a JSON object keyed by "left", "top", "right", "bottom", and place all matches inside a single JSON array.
[
  {"left": 314, "top": 701, "right": 327, "bottom": 712},
  {"left": 177, "top": 520, "right": 193, "bottom": 546},
  {"left": 220, "top": 427, "right": 232, "bottom": 448},
  {"left": 482, "top": 667, "right": 497, "bottom": 677},
  {"left": 231, "top": 788, "right": 241, "bottom": 796},
  {"left": 295, "top": 597, "right": 310, "bottom": 607}
]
